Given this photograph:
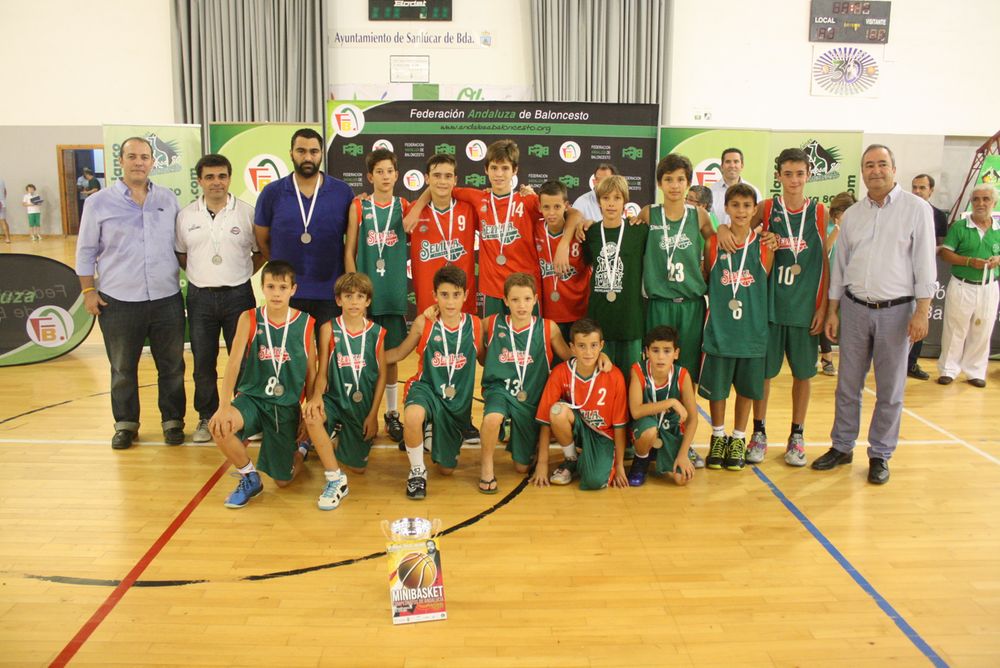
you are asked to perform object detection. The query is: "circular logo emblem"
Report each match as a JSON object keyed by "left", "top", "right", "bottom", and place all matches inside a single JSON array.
[
  {"left": 559, "top": 141, "right": 581, "bottom": 163},
  {"left": 624, "top": 202, "right": 641, "bottom": 218},
  {"left": 403, "top": 170, "right": 425, "bottom": 191},
  {"left": 693, "top": 158, "right": 723, "bottom": 187},
  {"left": 466, "top": 140, "right": 487, "bottom": 161},
  {"left": 812, "top": 47, "right": 879, "bottom": 96},
  {"left": 589, "top": 174, "right": 597, "bottom": 189},
  {"left": 330, "top": 104, "right": 366, "bottom": 137},
  {"left": 245, "top": 154, "right": 288, "bottom": 194},
  {"left": 372, "top": 139, "right": 394, "bottom": 152},
  {"left": 26, "top": 305, "right": 74, "bottom": 348}
]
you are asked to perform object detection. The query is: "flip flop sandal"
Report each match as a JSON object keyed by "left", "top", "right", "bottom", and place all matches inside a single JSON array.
[{"left": 478, "top": 477, "right": 499, "bottom": 495}]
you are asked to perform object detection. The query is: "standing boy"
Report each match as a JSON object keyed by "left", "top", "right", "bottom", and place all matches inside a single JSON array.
[
  {"left": 210, "top": 261, "right": 317, "bottom": 508},
  {"left": 22, "top": 184, "right": 42, "bottom": 241},
  {"left": 530, "top": 319, "right": 629, "bottom": 490},
  {"left": 345, "top": 148, "right": 410, "bottom": 441},
  {"left": 699, "top": 185, "right": 772, "bottom": 471},
  {"left": 387, "top": 265, "right": 484, "bottom": 499}
]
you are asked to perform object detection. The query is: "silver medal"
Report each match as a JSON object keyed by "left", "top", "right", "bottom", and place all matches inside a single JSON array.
[
  {"left": 300, "top": 232, "right": 312, "bottom": 244},
  {"left": 444, "top": 385, "right": 457, "bottom": 399},
  {"left": 352, "top": 390, "right": 364, "bottom": 403},
  {"left": 273, "top": 383, "right": 285, "bottom": 397},
  {"left": 496, "top": 254, "right": 507, "bottom": 266},
  {"left": 728, "top": 299, "right": 742, "bottom": 311},
  {"left": 789, "top": 263, "right": 802, "bottom": 275},
  {"left": 653, "top": 437, "right": 663, "bottom": 449},
  {"left": 211, "top": 254, "right": 223, "bottom": 265},
  {"left": 376, "top": 259, "right": 386, "bottom": 271},
  {"left": 516, "top": 390, "right": 528, "bottom": 402},
  {"left": 607, "top": 292, "right": 617, "bottom": 302},
  {"left": 550, "top": 291, "right": 560, "bottom": 302}
]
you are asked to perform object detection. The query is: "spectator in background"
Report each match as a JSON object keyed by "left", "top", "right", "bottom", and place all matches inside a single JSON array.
[
  {"left": 818, "top": 191, "right": 856, "bottom": 375},
  {"left": 78, "top": 167, "right": 101, "bottom": 212},
  {"left": 0, "top": 177, "right": 10, "bottom": 243},
  {"left": 709, "top": 148, "right": 762, "bottom": 226},
  {"left": 572, "top": 163, "right": 618, "bottom": 221},
  {"left": 686, "top": 184, "right": 719, "bottom": 229},
  {"left": 22, "top": 184, "right": 43, "bottom": 241}
]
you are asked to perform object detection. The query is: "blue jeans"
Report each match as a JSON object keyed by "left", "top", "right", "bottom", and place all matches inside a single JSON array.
[
  {"left": 187, "top": 282, "right": 255, "bottom": 419},
  {"left": 98, "top": 291, "right": 186, "bottom": 432}
]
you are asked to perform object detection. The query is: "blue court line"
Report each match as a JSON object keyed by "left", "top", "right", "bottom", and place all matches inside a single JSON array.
[{"left": 751, "top": 466, "right": 948, "bottom": 667}]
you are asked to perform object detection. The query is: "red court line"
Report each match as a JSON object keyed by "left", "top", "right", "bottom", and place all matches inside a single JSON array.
[{"left": 49, "top": 461, "right": 230, "bottom": 667}]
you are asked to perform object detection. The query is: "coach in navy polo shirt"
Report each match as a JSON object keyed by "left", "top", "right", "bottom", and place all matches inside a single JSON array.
[{"left": 254, "top": 127, "right": 353, "bottom": 326}]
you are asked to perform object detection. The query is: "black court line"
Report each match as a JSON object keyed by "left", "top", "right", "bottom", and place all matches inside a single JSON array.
[
  {"left": 25, "top": 476, "right": 531, "bottom": 588},
  {"left": 0, "top": 384, "right": 156, "bottom": 427}
]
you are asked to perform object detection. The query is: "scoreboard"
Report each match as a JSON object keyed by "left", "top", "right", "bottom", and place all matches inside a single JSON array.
[{"left": 809, "top": 1, "right": 891, "bottom": 44}]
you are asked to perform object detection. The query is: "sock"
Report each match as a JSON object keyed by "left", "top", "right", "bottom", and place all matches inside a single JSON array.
[
  {"left": 561, "top": 444, "right": 577, "bottom": 460},
  {"left": 732, "top": 430, "right": 746, "bottom": 440},
  {"left": 791, "top": 423, "right": 803, "bottom": 436},
  {"left": 753, "top": 419, "right": 766, "bottom": 435},
  {"left": 324, "top": 468, "right": 342, "bottom": 481},
  {"left": 238, "top": 460, "right": 256, "bottom": 475},
  {"left": 298, "top": 444, "right": 308, "bottom": 457},
  {"left": 405, "top": 444, "right": 425, "bottom": 471},
  {"left": 633, "top": 451, "right": 649, "bottom": 459},
  {"left": 712, "top": 425, "right": 725, "bottom": 437},
  {"left": 385, "top": 384, "right": 398, "bottom": 412}
]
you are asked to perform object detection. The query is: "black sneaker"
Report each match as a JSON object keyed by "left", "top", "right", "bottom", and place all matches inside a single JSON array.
[
  {"left": 725, "top": 436, "right": 746, "bottom": 471},
  {"left": 706, "top": 434, "right": 728, "bottom": 470},
  {"left": 907, "top": 364, "right": 930, "bottom": 380},
  {"left": 462, "top": 424, "right": 481, "bottom": 445},
  {"left": 406, "top": 467, "right": 427, "bottom": 500},
  {"left": 627, "top": 455, "right": 651, "bottom": 486},
  {"left": 384, "top": 411, "right": 404, "bottom": 442}
]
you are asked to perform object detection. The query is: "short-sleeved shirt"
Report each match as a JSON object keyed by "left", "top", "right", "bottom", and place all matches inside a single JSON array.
[
  {"left": 942, "top": 216, "right": 1000, "bottom": 283},
  {"left": 535, "top": 361, "right": 628, "bottom": 440},
  {"left": 22, "top": 193, "right": 41, "bottom": 215},
  {"left": 534, "top": 218, "right": 591, "bottom": 323},
  {"left": 351, "top": 196, "right": 411, "bottom": 316},
  {"left": 761, "top": 197, "right": 827, "bottom": 327},
  {"left": 254, "top": 173, "right": 353, "bottom": 300},
  {"left": 703, "top": 231, "right": 770, "bottom": 358},
  {"left": 175, "top": 194, "right": 257, "bottom": 288},
  {"left": 410, "top": 199, "right": 478, "bottom": 314},
  {"left": 583, "top": 220, "right": 648, "bottom": 340},
  {"left": 643, "top": 204, "right": 706, "bottom": 301}
]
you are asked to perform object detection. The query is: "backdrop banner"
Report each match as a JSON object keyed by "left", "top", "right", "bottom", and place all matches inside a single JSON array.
[{"left": 102, "top": 124, "right": 203, "bottom": 206}]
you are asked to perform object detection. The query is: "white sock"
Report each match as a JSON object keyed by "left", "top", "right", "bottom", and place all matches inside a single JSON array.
[
  {"left": 712, "top": 425, "right": 725, "bottom": 437},
  {"left": 732, "top": 430, "right": 746, "bottom": 440},
  {"left": 405, "top": 444, "right": 425, "bottom": 471},
  {"left": 634, "top": 451, "right": 649, "bottom": 459},
  {"left": 238, "top": 461, "right": 256, "bottom": 475},
  {"left": 386, "top": 384, "right": 398, "bottom": 412},
  {"left": 324, "top": 468, "right": 342, "bottom": 481},
  {"left": 561, "top": 444, "right": 577, "bottom": 460}
]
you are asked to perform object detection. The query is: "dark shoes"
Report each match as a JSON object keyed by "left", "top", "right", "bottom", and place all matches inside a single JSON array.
[
  {"left": 907, "top": 364, "right": 929, "bottom": 380},
  {"left": 969, "top": 378, "right": 987, "bottom": 388},
  {"left": 163, "top": 427, "right": 185, "bottom": 445},
  {"left": 111, "top": 429, "right": 136, "bottom": 450},
  {"left": 810, "top": 447, "right": 853, "bottom": 470},
  {"left": 867, "top": 458, "right": 890, "bottom": 484},
  {"left": 937, "top": 376, "right": 954, "bottom": 385}
]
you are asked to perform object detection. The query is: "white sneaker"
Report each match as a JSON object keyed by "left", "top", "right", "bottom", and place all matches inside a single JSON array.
[
  {"left": 746, "top": 431, "right": 768, "bottom": 464},
  {"left": 192, "top": 418, "right": 212, "bottom": 443},
  {"left": 550, "top": 461, "right": 575, "bottom": 485},
  {"left": 785, "top": 433, "right": 807, "bottom": 467},
  {"left": 247, "top": 432, "right": 263, "bottom": 441},
  {"left": 318, "top": 472, "right": 349, "bottom": 510}
]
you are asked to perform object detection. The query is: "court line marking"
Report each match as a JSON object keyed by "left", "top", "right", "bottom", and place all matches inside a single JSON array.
[
  {"left": 863, "top": 387, "right": 1000, "bottom": 467},
  {"left": 47, "top": 461, "right": 230, "bottom": 668},
  {"left": 752, "top": 466, "right": 949, "bottom": 668}
]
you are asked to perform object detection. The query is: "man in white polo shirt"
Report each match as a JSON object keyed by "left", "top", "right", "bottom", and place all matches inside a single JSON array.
[
  {"left": 176, "top": 154, "right": 262, "bottom": 442},
  {"left": 710, "top": 148, "right": 762, "bottom": 226}
]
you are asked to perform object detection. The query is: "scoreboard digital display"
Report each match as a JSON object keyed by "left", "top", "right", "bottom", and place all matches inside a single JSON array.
[
  {"left": 369, "top": 0, "right": 452, "bottom": 21},
  {"left": 809, "top": 0, "right": 891, "bottom": 44}
]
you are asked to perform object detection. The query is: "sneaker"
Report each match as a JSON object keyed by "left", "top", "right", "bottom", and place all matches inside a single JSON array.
[
  {"left": 785, "top": 433, "right": 807, "bottom": 467},
  {"left": 247, "top": 432, "right": 263, "bottom": 441},
  {"left": 224, "top": 471, "right": 263, "bottom": 508},
  {"left": 688, "top": 447, "right": 705, "bottom": 469},
  {"left": 821, "top": 358, "right": 836, "bottom": 376},
  {"left": 192, "top": 419, "right": 212, "bottom": 443},
  {"left": 384, "top": 411, "right": 404, "bottom": 442},
  {"left": 746, "top": 431, "right": 768, "bottom": 464},
  {"left": 318, "top": 472, "right": 349, "bottom": 510},
  {"left": 406, "top": 467, "right": 427, "bottom": 500},
  {"left": 706, "top": 435, "right": 728, "bottom": 470},
  {"left": 725, "top": 437, "right": 746, "bottom": 471},
  {"left": 462, "top": 424, "right": 481, "bottom": 445},
  {"left": 550, "top": 460, "right": 576, "bottom": 485},
  {"left": 627, "top": 456, "right": 651, "bottom": 486}
]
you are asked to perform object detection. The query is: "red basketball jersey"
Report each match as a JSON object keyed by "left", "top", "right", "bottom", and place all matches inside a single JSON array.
[
  {"left": 533, "top": 218, "right": 591, "bottom": 323},
  {"left": 535, "top": 360, "right": 628, "bottom": 440},
  {"left": 410, "top": 199, "right": 478, "bottom": 315}
]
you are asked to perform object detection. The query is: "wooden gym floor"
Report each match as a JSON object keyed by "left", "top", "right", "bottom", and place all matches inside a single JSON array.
[{"left": 2, "top": 237, "right": 999, "bottom": 667}]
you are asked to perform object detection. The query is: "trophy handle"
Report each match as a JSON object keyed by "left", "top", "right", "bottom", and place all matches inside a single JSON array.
[
  {"left": 380, "top": 519, "right": 392, "bottom": 539},
  {"left": 430, "top": 518, "right": 443, "bottom": 537}
]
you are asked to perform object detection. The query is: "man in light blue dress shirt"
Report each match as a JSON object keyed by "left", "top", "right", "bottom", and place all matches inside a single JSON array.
[
  {"left": 76, "top": 137, "right": 186, "bottom": 450},
  {"left": 814, "top": 144, "right": 936, "bottom": 484}
]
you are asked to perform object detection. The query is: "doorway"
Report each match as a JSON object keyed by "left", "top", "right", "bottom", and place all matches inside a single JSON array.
[{"left": 56, "top": 145, "right": 105, "bottom": 235}]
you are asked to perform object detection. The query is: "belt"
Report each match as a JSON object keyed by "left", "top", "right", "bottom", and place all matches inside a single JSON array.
[
  {"left": 953, "top": 275, "right": 994, "bottom": 286},
  {"left": 844, "top": 290, "right": 914, "bottom": 310},
  {"left": 192, "top": 282, "right": 250, "bottom": 293}
]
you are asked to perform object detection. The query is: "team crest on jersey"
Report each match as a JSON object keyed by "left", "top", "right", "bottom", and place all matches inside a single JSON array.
[
  {"left": 540, "top": 258, "right": 578, "bottom": 280},
  {"left": 579, "top": 409, "right": 606, "bottom": 429},
  {"left": 721, "top": 269, "right": 755, "bottom": 287},
  {"left": 431, "top": 352, "right": 468, "bottom": 370},
  {"left": 420, "top": 239, "right": 467, "bottom": 263},
  {"left": 498, "top": 349, "right": 533, "bottom": 365},
  {"left": 257, "top": 345, "right": 291, "bottom": 362},
  {"left": 777, "top": 237, "right": 809, "bottom": 252},
  {"left": 336, "top": 352, "right": 366, "bottom": 372},
  {"left": 480, "top": 221, "right": 521, "bottom": 245},
  {"left": 594, "top": 244, "right": 625, "bottom": 293},
  {"left": 366, "top": 229, "right": 400, "bottom": 247},
  {"left": 659, "top": 232, "right": 693, "bottom": 252}
]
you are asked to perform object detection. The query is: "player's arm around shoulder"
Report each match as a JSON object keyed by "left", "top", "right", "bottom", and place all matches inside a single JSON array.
[
  {"left": 402, "top": 188, "right": 430, "bottom": 233},
  {"left": 386, "top": 314, "right": 425, "bottom": 364},
  {"left": 548, "top": 320, "right": 571, "bottom": 361}
]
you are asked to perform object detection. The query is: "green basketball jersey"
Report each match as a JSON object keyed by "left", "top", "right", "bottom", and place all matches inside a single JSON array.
[
  {"left": 764, "top": 197, "right": 826, "bottom": 327},
  {"left": 325, "top": 318, "right": 385, "bottom": 420},
  {"left": 584, "top": 219, "right": 648, "bottom": 340},
  {"left": 354, "top": 197, "right": 409, "bottom": 316},
  {"left": 633, "top": 361, "right": 687, "bottom": 434},
  {"left": 703, "top": 232, "right": 770, "bottom": 358},
  {"left": 406, "top": 314, "right": 482, "bottom": 413},
  {"left": 643, "top": 204, "right": 707, "bottom": 300},
  {"left": 482, "top": 315, "right": 553, "bottom": 406},
  {"left": 237, "top": 306, "right": 315, "bottom": 405}
]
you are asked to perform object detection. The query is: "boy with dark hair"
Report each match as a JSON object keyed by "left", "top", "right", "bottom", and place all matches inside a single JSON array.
[
  {"left": 387, "top": 265, "right": 484, "bottom": 499},
  {"left": 534, "top": 180, "right": 591, "bottom": 341},
  {"left": 344, "top": 148, "right": 410, "bottom": 442},
  {"left": 210, "top": 261, "right": 317, "bottom": 508}
]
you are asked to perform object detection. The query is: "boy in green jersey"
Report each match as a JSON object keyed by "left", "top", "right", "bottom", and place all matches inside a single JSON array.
[
  {"left": 303, "top": 273, "right": 387, "bottom": 510},
  {"left": 210, "top": 261, "right": 318, "bottom": 508},
  {"left": 344, "top": 149, "right": 409, "bottom": 443},
  {"left": 388, "top": 265, "right": 484, "bottom": 500},
  {"left": 698, "top": 185, "right": 773, "bottom": 471}
]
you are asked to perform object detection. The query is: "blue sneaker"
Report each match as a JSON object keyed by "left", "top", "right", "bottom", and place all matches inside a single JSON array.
[
  {"left": 224, "top": 471, "right": 263, "bottom": 508},
  {"left": 627, "top": 455, "right": 651, "bottom": 486}
]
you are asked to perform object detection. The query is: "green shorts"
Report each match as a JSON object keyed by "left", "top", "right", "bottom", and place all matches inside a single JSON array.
[
  {"left": 405, "top": 381, "right": 469, "bottom": 469},
  {"left": 765, "top": 323, "right": 818, "bottom": 380},
  {"left": 697, "top": 353, "right": 766, "bottom": 401},
  {"left": 646, "top": 298, "right": 705, "bottom": 383},
  {"left": 323, "top": 394, "right": 373, "bottom": 469},
  {"left": 372, "top": 313, "right": 408, "bottom": 349},
  {"left": 630, "top": 415, "right": 684, "bottom": 473},
  {"left": 602, "top": 339, "right": 642, "bottom": 380},
  {"left": 564, "top": 414, "right": 616, "bottom": 490},
  {"left": 28, "top": 212, "right": 41, "bottom": 228},
  {"left": 482, "top": 386, "right": 539, "bottom": 466},
  {"left": 483, "top": 295, "right": 541, "bottom": 319},
  {"left": 233, "top": 393, "right": 300, "bottom": 481}
]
